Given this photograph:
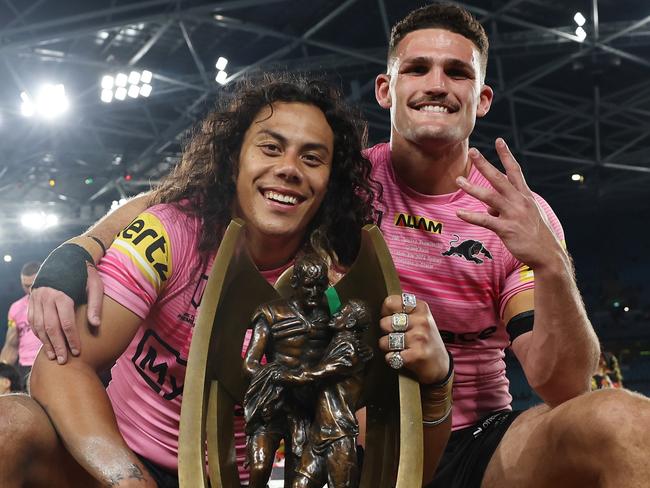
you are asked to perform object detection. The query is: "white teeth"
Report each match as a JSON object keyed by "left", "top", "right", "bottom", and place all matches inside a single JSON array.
[
  {"left": 419, "top": 105, "right": 449, "bottom": 113},
  {"left": 264, "top": 191, "right": 298, "bottom": 205}
]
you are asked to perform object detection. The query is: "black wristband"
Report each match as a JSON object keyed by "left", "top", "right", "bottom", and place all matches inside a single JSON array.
[
  {"left": 87, "top": 235, "right": 107, "bottom": 256},
  {"left": 32, "top": 243, "right": 95, "bottom": 306}
]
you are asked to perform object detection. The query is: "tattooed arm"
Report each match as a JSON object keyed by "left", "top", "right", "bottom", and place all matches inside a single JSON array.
[{"left": 30, "top": 298, "right": 158, "bottom": 487}]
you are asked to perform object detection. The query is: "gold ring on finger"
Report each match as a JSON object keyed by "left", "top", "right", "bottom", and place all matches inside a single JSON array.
[{"left": 391, "top": 312, "right": 408, "bottom": 332}]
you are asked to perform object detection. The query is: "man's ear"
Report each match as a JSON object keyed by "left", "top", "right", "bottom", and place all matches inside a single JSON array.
[
  {"left": 375, "top": 73, "right": 392, "bottom": 110},
  {"left": 476, "top": 83, "right": 494, "bottom": 118}
]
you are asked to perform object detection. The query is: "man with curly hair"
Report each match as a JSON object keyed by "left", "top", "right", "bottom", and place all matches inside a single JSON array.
[{"left": 0, "top": 75, "right": 449, "bottom": 487}]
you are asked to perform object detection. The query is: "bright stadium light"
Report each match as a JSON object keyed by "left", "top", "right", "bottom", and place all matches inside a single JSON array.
[
  {"left": 21, "top": 211, "right": 59, "bottom": 230},
  {"left": 115, "top": 86, "right": 127, "bottom": 100},
  {"left": 140, "top": 84, "right": 152, "bottom": 97},
  {"left": 100, "top": 70, "right": 153, "bottom": 102},
  {"left": 571, "top": 173, "right": 584, "bottom": 183},
  {"left": 141, "top": 70, "right": 152, "bottom": 84},
  {"left": 127, "top": 84, "right": 140, "bottom": 98},
  {"left": 115, "top": 73, "right": 128, "bottom": 87},
  {"left": 101, "top": 89, "right": 113, "bottom": 103},
  {"left": 574, "top": 12, "right": 586, "bottom": 27},
  {"left": 215, "top": 70, "right": 228, "bottom": 85},
  {"left": 20, "top": 92, "right": 35, "bottom": 117},
  {"left": 36, "top": 84, "right": 69, "bottom": 118},
  {"left": 128, "top": 71, "right": 141, "bottom": 85},
  {"left": 101, "top": 75, "right": 114, "bottom": 89},
  {"left": 215, "top": 56, "right": 228, "bottom": 71},
  {"left": 575, "top": 26, "right": 587, "bottom": 42},
  {"left": 3, "top": 255, "right": 12, "bottom": 263},
  {"left": 21, "top": 84, "right": 69, "bottom": 119}
]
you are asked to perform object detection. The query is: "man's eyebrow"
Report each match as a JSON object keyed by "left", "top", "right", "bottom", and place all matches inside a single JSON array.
[
  {"left": 445, "top": 58, "right": 476, "bottom": 74},
  {"left": 257, "top": 129, "right": 331, "bottom": 154}
]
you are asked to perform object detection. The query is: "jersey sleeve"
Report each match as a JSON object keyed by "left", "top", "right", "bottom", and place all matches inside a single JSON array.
[
  {"left": 498, "top": 193, "right": 565, "bottom": 319},
  {"left": 7, "top": 302, "right": 19, "bottom": 329},
  {"left": 98, "top": 208, "right": 174, "bottom": 319}
]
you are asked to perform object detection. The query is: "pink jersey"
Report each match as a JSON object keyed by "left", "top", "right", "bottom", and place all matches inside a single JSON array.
[
  {"left": 7, "top": 294, "right": 42, "bottom": 366},
  {"left": 367, "top": 143, "right": 564, "bottom": 430},
  {"left": 99, "top": 204, "right": 286, "bottom": 477}
]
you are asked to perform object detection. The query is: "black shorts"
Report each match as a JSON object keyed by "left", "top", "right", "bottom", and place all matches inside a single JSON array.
[
  {"left": 426, "top": 410, "right": 523, "bottom": 488},
  {"left": 135, "top": 453, "right": 179, "bottom": 488}
]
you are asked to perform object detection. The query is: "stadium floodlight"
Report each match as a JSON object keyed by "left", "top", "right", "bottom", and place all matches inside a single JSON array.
[
  {"left": 127, "top": 85, "right": 140, "bottom": 98},
  {"left": 575, "top": 26, "right": 587, "bottom": 42},
  {"left": 215, "top": 56, "right": 228, "bottom": 71},
  {"left": 21, "top": 211, "right": 59, "bottom": 230},
  {"left": 101, "top": 75, "right": 114, "bottom": 90},
  {"left": 36, "top": 83, "right": 69, "bottom": 118},
  {"left": 571, "top": 173, "right": 584, "bottom": 182},
  {"left": 115, "top": 86, "right": 127, "bottom": 100},
  {"left": 215, "top": 70, "right": 228, "bottom": 85},
  {"left": 574, "top": 12, "right": 586, "bottom": 27},
  {"left": 141, "top": 70, "right": 152, "bottom": 84},
  {"left": 140, "top": 84, "right": 152, "bottom": 97},
  {"left": 115, "top": 73, "right": 128, "bottom": 87},
  {"left": 21, "top": 84, "right": 69, "bottom": 119},
  {"left": 20, "top": 91, "right": 35, "bottom": 117},
  {"left": 3, "top": 255, "right": 11, "bottom": 263},
  {"left": 100, "top": 70, "right": 153, "bottom": 102},
  {"left": 128, "top": 71, "right": 141, "bottom": 85},
  {"left": 101, "top": 89, "right": 113, "bottom": 103}
]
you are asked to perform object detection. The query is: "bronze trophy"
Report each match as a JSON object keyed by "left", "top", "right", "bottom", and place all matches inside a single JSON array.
[{"left": 178, "top": 219, "right": 422, "bottom": 488}]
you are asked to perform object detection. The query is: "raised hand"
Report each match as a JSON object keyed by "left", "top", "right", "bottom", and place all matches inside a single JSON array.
[{"left": 455, "top": 138, "right": 565, "bottom": 270}]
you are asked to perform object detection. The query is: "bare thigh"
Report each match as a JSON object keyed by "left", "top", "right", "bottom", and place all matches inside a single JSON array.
[
  {"left": 482, "top": 391, "right": 619, "bottom": 488},
  {"left": 0, "top": 394, "right": 102, "bottom": 488}
]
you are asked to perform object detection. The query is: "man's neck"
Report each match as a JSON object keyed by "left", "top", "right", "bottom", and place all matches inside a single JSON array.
[
  {"left": 246, "top": 230, "right": 300, "bottom": 271},
  {"left": 389, "top": 137, "right": 471, "bottom": 195}
]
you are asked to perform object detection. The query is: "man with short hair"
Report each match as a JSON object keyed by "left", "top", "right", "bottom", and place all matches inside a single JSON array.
[
  {"left": 369, "top": 3, "right": 649, "bottom": 487},
  {"left": 1, "top": 261, "right": 42, "bottom": 383}
]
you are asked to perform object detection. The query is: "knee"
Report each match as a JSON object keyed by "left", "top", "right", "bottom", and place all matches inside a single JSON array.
[
  {"left": 0, "top": 395, "right": 48, "bottom": 467},
  {"left": 571, "top": 389, "right": 650, "bottom": 450}
]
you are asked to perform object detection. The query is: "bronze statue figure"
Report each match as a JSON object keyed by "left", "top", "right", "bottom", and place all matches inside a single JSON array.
[
  {"left": 243, "top": 255, "right": 373, "bottom": 488},
  {"left": 243, "top": 254, "right": 332, "bottom": 487}
]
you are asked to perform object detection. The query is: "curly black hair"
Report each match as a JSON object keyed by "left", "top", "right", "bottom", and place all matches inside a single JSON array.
[{"left": 152, "top": 73, "right": 379, "bottom": 266}]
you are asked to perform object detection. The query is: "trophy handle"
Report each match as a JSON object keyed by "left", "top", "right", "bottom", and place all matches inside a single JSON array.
[
  {"left": 334, "top": 224, "right": 423, "bottom": 488},
  {"left": 178, "top": 219, "right": 279, "bottom": 487}
]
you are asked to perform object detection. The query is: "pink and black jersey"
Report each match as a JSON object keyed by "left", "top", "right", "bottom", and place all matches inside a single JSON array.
[
  {"left": 7, "top": 294, "right": 42, "bottom": 366},
  {"left": 366, "top": 142, "right": 564, "bottom": 430},
  {"left": 98, "top": 203, "right": 285, "bottom": 478}
]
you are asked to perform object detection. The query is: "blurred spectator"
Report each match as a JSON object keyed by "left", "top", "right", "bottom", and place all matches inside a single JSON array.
[
  {"left": 592, "top": 351, "right": 623, "bottom": 390},
  {"left": 0, "top": 363, "right": 22, "bottom": 394},
  {"left": 0, "top": 262, "right": 42, "bottom": 386}
]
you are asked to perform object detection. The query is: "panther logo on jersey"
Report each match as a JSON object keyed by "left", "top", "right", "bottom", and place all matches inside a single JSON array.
[{"left": 442, "top": 234, "right": 493, "bottom": 265}]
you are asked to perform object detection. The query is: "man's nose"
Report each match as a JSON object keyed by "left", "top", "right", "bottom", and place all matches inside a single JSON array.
[
  {"left": 274, "top": 153, "right": 303, "bottom": 183},
  {"left": 424, "top": 67, "right": 448, "bottom": 94}
]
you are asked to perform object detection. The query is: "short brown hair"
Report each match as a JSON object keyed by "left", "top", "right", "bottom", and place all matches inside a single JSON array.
[
  {"left": 21, "top": 261, "right": 41, "bottom": 277},
  {"left": 388, "top": 3, "right": 489, "bottom": 77}
]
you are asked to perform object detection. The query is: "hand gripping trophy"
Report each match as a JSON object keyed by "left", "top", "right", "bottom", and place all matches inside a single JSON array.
[{"left": 177, "top": 221, "right": 424, "bottom": 488}]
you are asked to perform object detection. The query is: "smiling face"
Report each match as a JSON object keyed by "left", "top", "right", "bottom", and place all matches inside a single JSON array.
[
  {"left": 376, "top": 28, "right": 493, "bottom": 149},
  {"left": 235, "top": 102, "right": 334, "bottom": 259}
]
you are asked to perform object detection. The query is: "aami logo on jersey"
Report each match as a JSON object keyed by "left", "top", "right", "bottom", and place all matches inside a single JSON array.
[
  {"left": 119, "top": 214, "right": 170, "bottom": 283},
  {"left": 394, "top": 212, "right": 443, "bottom": 234},
  {"left": 440, "top": 325, "right": 497, "bottom": 344},
  {"left": 132, "top": 329, "right": 186, "bottom": 400}
]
